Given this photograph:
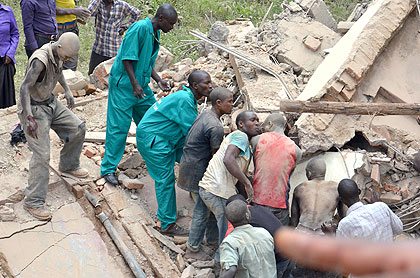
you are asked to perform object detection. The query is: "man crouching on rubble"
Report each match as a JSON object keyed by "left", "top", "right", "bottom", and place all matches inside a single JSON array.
[{"left": 18, "top": 33, "right": 88, "bottom": 221}]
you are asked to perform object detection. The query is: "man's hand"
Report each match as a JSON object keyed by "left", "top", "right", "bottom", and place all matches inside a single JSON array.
[
  {"left": 27, "top": 115, "right": 38, "bottom": 139},
  {"left": 4, "top": 56, "right": 12, "bottom": 65},
  {"left": 245, "top": 183, "right": 254, "bottom": 203},
  {"left": 73, "top": 7, "right": 91, "bottom": 18},
  {"left": 65, "top": 90, "right": 75, "bottom": 108},
  {"left": 133, "top": 83, "right": 145, "bottom": 99},
  {"left": 321, "top": 221, "right": 337, "bottom": 234},
  {"left": 158, "top": 79, "right": 171, "bottom": 92}
]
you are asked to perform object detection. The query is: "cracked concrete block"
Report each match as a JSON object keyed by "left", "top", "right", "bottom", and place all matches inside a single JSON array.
[
  {"left": 308, "top": 0, "right": 337, "bottom": 31},
  {"left": 0, "top": 205, "right": 15, "bottom": 221},
  {"left": 337, "top": 21, "right": 354, "bottom": 34},
  {"left": 347, "top": 61, "right": 363, "bottom": 81},
  {"left": 118, "top": 152, "right": 143, "bottom": 170},
  {"left": 338, "top": 71, "right": 357, "bottom": 90},
  {"left": 181, "top": 265, "right": 195, "bottom": 278},
  {"left": 380, "top": 191, "right": 402, "bottom": 204}
]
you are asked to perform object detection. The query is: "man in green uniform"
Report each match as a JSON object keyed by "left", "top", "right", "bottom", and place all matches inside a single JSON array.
[
  {"left": 101, "top": 4, "right": 177, "bottom": 185},
  {"left": 137, "top": 70, "right": 213, "bottom": 235}
]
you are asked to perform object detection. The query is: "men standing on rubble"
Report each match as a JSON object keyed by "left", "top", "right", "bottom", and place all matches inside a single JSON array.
[
  {"left": 100, "top": 4, "right": 177, "bottom": 186},
  {"left": 220, "top": 199, "right": 276, "bottom": 278},
  {"left": 251, "top": 113, "right": 301, "bottom": 225},
  {"left": 198, "top": 111, "right": 260, "bottom": 259},
  {"left": 178, "top": 87, "right": 234, "bottom": 259},
  {"left": 55, "top": 0, "right": 91, "bottom": 71},
  {"left": 18, "top": 33, "right": 88, "bottom": 221},
  {"left": 322, "top": 179, "right": 403, "bottom": 241},
  {"left": 137, "top": 70, "right": 213, "bottom": 236},
  {"left": 87, "top": 0, "right": 142, "bottom": 74},
  {"left": 21, "top": 0, "right": 59, "bottom": 58},
  {"left": 290, "top": 158, "right": 344, "bottom": 234}
]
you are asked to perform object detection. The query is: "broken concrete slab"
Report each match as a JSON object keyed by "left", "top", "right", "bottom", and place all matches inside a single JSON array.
[
  {"left": 337, "top": 21, "right": 354, "bottom": 34},
  {"left": 307, "top": 0, "right": 337, "bottom": 31},
  {"left": 154, "top": 46, "right": 175, "bottom": 72},
  {"left": 53, "top": 70, "right": 88, "bottom": 94},
  {"left": 118, "top": 152, "right": 144, "bottom": 170},
  {"left": 0, "top": 202, "right": 126, "bottom": 278}
]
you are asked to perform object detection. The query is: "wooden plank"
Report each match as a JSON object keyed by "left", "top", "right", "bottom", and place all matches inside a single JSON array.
[
  {"left": 229, "top": 54, "right": 244, "bottom": 90},
  {"left": 85, "top": 132, "right": 137, "bottom": 145},
  {"left": 145, "top": 225, "right": 185, "bottom": 255},
  {"left": 377, "top": 87, "right": 405, "bottom": 103},
  {"left": 122, "top": 221, "right": 181, "bottom": 278},
  {"left": 279, "top": 100, "right": 420, "bottom": 115}
]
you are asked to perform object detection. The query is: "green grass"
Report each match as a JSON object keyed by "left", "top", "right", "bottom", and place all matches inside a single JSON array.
[{"left": 3, "top": 0, "right": 356, "bottom": 92}]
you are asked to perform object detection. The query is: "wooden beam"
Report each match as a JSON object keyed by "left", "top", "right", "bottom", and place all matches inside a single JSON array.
[
  {"left": 279, "top": 100, "right": 420, "bottom": 115},
  {"left": 377, "top": 87, "right": 405, "bottom": 103}
]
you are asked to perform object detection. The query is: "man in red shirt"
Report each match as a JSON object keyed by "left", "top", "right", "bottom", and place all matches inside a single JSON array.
[{"left": 251, "top": 113, "right": 301, "bottom": 225}]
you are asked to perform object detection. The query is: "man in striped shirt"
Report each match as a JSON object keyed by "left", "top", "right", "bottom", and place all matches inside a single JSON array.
[{"left": 87, "top": 0, "right": 141, "bottom": 74}]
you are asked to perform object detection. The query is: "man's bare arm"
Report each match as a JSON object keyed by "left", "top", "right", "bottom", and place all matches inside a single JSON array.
[
  {"left": 20, "top": 59, "right": 45, "bottom": 118},
  {"left": 290, "top": 185, "right": 302, "bottom": 227},
  {"left": 223, "top": 145, "right": 253, "bottom": 201},
  {"left": 123, "top": 60, "right": 145, "bottom": 99},
  {"left": 56, "top": 6, "right": 91, "bottom": 17},
  {"left": 250, "top": 135, "right": 260, "bottom": 156},
  {"left": 58, "top": 72, "right": 75, "bottom": 108},
  {"left": 337, "top": 199, "right": 345, "bottom": 220},
  {"left": 221, "top": 266, "right": 237, "bottom": 278}
]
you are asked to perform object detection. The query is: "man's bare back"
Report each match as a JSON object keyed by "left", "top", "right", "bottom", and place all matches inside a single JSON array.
[{"left": 293, "top": 180, "right": 339, "bottom": 232}]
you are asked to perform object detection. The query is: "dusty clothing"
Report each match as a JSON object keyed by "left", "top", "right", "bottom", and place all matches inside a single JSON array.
[
  {"left": 178, "top": 109, "right": 224, "bottom": 193},
  {"left": 18, "top": 43, "right": 85, "bottom": 208},
  {"left": 25, "top": 43, "right": 62, "bottom": 102},
  {"left": 220, "top": 224, "right": 276, "bottom": 278},
  {"left": 199, "top": 130, "right": 251, "bottom": 199},
  {"left": 337, "top": 201, "right": 403, "bottom": 241},
  {"left": 252, "top": 132, "right": 296, "bottom": 209}
]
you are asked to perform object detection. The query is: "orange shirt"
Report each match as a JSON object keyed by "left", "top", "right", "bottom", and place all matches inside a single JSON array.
[{"left": 252, "top": 133, "right": 296, "bottom": 209}]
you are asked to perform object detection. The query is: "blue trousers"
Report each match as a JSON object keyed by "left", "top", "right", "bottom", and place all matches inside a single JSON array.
[{"left": 187, "top": 192, "right": 219, "bottom": 251}]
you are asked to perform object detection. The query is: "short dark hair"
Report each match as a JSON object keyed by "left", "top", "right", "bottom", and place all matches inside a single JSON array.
[
  {"left": 155, "top": 4, "right": 177, "bottom": 19},
  {"left": 226, "top": 194, "right": 246, "bottom": 206},
  {"left": 235, "top": 110, "right": 253, "bottom": 128},
  {"left": 338, "top": 179, "right": 359, "bottom": 199},
  {"left": 210, "top": 87, "right": 232, "bottom": 106},
  {"left": 187, "top": 70, "right": 209, "bottom": 87}
]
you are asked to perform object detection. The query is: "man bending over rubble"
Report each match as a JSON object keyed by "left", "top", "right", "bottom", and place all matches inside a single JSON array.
[
  {"left": 137, "top": 70, "right": 213, "bottom": 236},
  {"left": 220, "top": 199, "right": 276, "bottom": 278},
  {"left": 18, "top": 33, "right": 88, "bottom": 221},
  {"left": 323, "top": 178, "right": 403, "bottom": 241},
  {"left": 178, "top": 87, "right": 234, "bottom": 260},
  {"left": 198, "top": 111, "right": 260, "bottom": 261},
  {"left": 290, "top": 158, "right": 344, "bottom": 234},
  {"left": 100, "top": 4, "right": 177, "bottom": 186},
  {"left": 251, "top": 113, "right": 301, "bottom": 225}
]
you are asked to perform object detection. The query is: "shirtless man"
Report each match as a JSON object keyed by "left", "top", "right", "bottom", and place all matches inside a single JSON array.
[
  {"left": 18, "top": 32, "right": 88, "bottom": 221},
  {"left": 251, "top": 113, "right": 301, "bottom": 225},
  {"left": 290, "top": 158, "right": 344, "bottom": 234}
]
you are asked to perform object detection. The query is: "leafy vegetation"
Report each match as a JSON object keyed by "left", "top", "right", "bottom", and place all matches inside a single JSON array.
[{"left": 3, "top": 0, "right": 357, "bottom": 91}]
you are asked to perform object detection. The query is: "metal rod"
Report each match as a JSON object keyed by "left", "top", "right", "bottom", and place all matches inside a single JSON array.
[
  {"left": 190, "top": 30, "right": 293, "bottom": 100},
  {"left": 84, "top": 190, "right": 146, "bottom": 278}
]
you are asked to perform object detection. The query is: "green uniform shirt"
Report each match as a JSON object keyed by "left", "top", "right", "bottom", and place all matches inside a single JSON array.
[
  {"left": 110, "top": 17, "right": 160, "bottom": 95},
  {"left": 220, "top": 224, "right": 277, "bottom": 278},
  {"left": 138, "top": 86, "right": 198, "bottom": 147}
]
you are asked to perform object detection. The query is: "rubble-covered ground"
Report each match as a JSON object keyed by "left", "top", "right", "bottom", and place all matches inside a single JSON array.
[{"left": 2, "top": 0, "right": 420, "bottom": 277}]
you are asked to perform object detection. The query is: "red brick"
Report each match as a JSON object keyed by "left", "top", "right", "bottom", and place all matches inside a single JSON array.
[
  {"left": 384, "top": 184, "right": 399, "bottom": 194},
  {"left": 84, "top": 84, "right": 97, "bottom": 95},
  {"left": 72, "top": 185, "right": 84, "bottom": 199},
  {"left": 303, "top": 35, "right": 321, "bottom": 51},
  {"left": 328, "top": 81, "right": 345, "bottom": 95},
  {"left": 83, "top": 146, "right": 97, "bottom": 158},
  {"left": 370, "top": 164, "right": 380, "bottom": 184},
  {"left": 340, "top": 88, "right": 355, "bottom": 101}
]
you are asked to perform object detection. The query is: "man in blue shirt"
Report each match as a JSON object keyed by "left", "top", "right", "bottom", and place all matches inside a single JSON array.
[
  {"left": 101, "top": 4, "right": 177, "bottom": 186},
  {"left": 137, "top": 70, "right": 213, "bottom": 236}
]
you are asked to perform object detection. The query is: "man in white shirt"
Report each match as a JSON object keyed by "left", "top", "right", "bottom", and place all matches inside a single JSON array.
[{"left": 329, "top": 179, "right": 403, "bottom": 241}]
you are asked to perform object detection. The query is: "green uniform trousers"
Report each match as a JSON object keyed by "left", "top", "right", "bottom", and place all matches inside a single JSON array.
[
  {"left": 100, "top": 78, "right": 156, "bottom": 176},
  {"left": 137, "top": 132, "right": 183, "bottom": 229}
]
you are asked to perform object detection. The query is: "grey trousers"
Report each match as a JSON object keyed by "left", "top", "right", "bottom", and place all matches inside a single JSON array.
[{"left": 18, "top": 97, "right": 86, "bottom": 207}]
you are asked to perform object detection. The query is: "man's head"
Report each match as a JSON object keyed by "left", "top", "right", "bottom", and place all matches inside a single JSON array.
[
  {"left": 187, "top": 70, "right": 213, "bottom": 98},
  {"left": 414, "top": 151, "right": 420, "bottom": 173},
  {"left": 155, "top": 4, "right": 178, "bottom": 33},
  {"left": 262, "top": 113, "right": 286, "bottom": 133},
  {"left": 306, "top": 158, "right": 326, "bottom": 180},
  {"left": 55, "top": 33, "right": 80, "bottom": 62},
  {"left": 210, "top": 87, "right": 233, "bottom": 115},
  {"left": 225, "top": 199, "right": 250, "bottom": 227},
  {"left": 337, "top": 178, "right": 361, "bottom": 207},
  {"left": 236, "top": 111, "right": 260, "bottom": 138},
  {"left": 226, "top": 194, "right": 247, "bottom": 206}
]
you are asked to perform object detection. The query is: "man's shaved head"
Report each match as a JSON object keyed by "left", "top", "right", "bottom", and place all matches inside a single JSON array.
[
  {"left": 338, "top": 179, "right": 361, "bottom": 206},
  {"left": 56, "top": 32, "right": 80, "bottom": 58},
  {"left": 414, "top": 151, "right": 420, "bottom": 173},
  {"left": 155, "top": 3, "right": 177, "bottom": 19},
  {"left": 263, "top": 113, "right": 286, "bottom": 131},
  {"left": 225, "top": 200, "right": 249, "bottom": 227},
  {"left": 210, "top": 87, "right": 232, "bottom": 106},
  {"left": 188, "top": 70, "right": 209, "bottom": 86},
  {"left": 306, "top": 158, "right": 326, "bottom": 180}
]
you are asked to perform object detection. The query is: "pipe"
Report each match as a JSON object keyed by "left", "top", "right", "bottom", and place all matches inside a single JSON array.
[{"left": 84, "top": 190, "right": 146, "bottom": 278}]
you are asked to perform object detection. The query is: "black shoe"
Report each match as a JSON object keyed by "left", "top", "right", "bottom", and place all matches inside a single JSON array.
[
  {"left": 161, "top": 223, "right": 189, "bottom": 236},
  {"left": 103, "top": 173, "right": 118, "bottom": 186}
]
